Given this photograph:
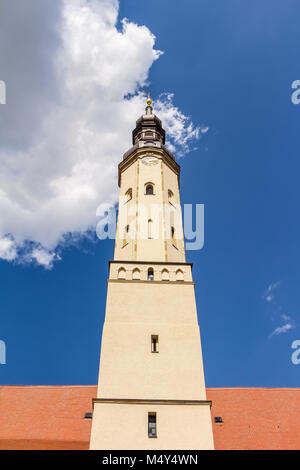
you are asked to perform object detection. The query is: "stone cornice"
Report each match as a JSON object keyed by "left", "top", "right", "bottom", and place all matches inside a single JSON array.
[
  {"left": 109, "top": 260, "right": 193, "bottom": 267},
  {"left": 93, "top": 398, "right": 212, "bottom": 407}
]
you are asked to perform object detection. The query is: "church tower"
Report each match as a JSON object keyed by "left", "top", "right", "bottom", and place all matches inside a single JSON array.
[{"left": 90, "top": 97, "right": 214, "bottom": 450}]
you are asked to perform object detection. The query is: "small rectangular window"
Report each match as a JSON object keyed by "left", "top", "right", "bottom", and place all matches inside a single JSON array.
[
  {"left": 214, "top": 416, "right": 223, "bottom": 423},
  {"left": 151, "top": 335, "right": 159, "bottom": 353},
  {"left": 148, "top": 412, "right": 157, "bottom": 438}
]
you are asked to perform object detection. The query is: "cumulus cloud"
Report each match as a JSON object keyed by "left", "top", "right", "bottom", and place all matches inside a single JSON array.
[
  {"left": 154, "top": 93, "right": 202, "bottom": 155},
  {"left": 0, "top": 0, "right": 202, "bottom": 267},
  {"left": 31, "top": 248, "right": 58, "bottom": 269},
  {"left": 0, "top": 237, "right": 17, "bottom": 261}
]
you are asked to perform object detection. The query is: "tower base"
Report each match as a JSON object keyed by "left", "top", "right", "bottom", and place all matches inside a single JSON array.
[{"left": 90, "top": 398, "right": 214, "bottom": 450}]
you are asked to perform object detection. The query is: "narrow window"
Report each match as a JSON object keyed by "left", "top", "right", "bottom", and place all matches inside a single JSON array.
[
  {"left": 148, "top": 219, "right": 153, "bottom": 239},
  {"left": 145, "top": 183, "right": 154, "bottom": 195},
  {"left": 148, "top": 413, "right": 157, "bottom": 438},
  {"left": 125, "top": 188, "right": 132, "bottom": 203},
  {"left": 171, "top": 226, "right": 177, "bottom": 248},
  {"left": 148, "top": 268, "right": 154, "bottom": 281},
  {"left": 151, "top": 335, "right": 159, "bottom": 353},
  {"left": 168, "top": 189, "right": 175, "bottom": 206},
  {"left": 122, "top": 225, "right": 129, "bottom": 247},
  {"left": 161, "top": 269, "right": 169, "bottom": 281}
]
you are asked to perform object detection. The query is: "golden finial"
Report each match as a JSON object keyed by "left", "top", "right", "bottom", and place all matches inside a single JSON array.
[
  {"left": 146, "top": 93, "right": 152, "bottom": 106},
  {"left": 142, "top": 90, "right": 152, "bottom": 107}
]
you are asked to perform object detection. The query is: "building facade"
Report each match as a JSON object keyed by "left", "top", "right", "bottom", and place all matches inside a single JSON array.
[{"left": 89, "top": 98, "right": 214, "bottom": 450}]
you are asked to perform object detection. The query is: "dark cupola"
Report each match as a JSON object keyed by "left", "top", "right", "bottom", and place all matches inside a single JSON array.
[
  {"left": 122, "top": 95, "right": 175, "bottom": 162},
  {"left": 132, "top": 96, "right": 165, "bottom": 148}
]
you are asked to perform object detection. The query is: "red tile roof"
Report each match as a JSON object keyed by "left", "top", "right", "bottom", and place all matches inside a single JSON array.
[
  {"left": 0, "top": 386, "right": 299, "bottom": 450},
  {"left": 209, "top": 387, "right": 300, "bottom": 450},
  {"left": 0, "top": 385, "right": 95, "bottom": 450}
]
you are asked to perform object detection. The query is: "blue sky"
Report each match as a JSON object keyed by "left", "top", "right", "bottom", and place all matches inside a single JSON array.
[{"left": 1, "top": 0, "right": 300, "bottom": 387}]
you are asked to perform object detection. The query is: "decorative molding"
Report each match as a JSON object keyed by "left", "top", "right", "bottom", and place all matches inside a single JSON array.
[
  {"left": 93, "top": 398, "right": 212, "bottom": 407},
  {"left": 109, "top": 260, "right": 193, "bottom": 267},
  {"left": 107, "top": 279, "right": 195, "bottom": 285}
]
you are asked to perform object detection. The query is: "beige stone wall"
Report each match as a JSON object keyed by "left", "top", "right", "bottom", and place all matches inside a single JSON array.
[
  {"left": 114, "top": 149, "right": 185, "bottom": 263},
  {"left": 97, "top": 281, "right": 207, "bottom": 401},
  {"left": 90, "top": 401, "right": 214, "bottom": 450}
]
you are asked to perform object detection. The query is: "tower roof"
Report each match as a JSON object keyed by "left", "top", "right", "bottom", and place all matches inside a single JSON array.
[
  {"left": 132, "top": 112, "right": 165, "bottom": 146},
  {"left": 122, "top": 95, "right": 175, "bottom": 162}
]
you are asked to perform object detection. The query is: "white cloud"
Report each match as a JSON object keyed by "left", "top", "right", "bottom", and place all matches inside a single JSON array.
[
  {"left": 30, "top": 248, "right": 59, "bottom": 269},
  {"left": 269, "top": 322, "right": 293, "bottom": 338},
  {"left": 263, "top": 281, "right": 295, "bottom": 338},
  {"left": 0, "top": 237, "right": 17, "bottom": 261},
  {"left": 154, "top": 93, "right": 200, "bottom": 155},
  {"left": 0, "top": 0, "right": 202, "bottom": 267},
  {"left": 264, "top": 281, "right": 281, "bottom": 302}
]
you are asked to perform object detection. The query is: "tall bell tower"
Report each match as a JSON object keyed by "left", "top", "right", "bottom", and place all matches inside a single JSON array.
[{"left": 90, "top": 97, "right": 214, "bottom": 450}]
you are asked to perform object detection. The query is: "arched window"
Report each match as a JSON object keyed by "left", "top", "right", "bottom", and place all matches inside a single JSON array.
[
  {"left": 161, "top": 269, "right": 169, "bottom": 281},
  {"left": 168, "top": 189, "right": 175, "bottom": 206},
  {"left": 132, "top": 268, "right": 141, "bottom": 280},
  {"left": 148, "top": 268, "right": 154, "bottom": 281},
  {"left": 148, "top": 219, "right": 153, "bottom": 239},
  {"left": 176, "top": 269, "right": 184, "bottom": 282},
  {"left": 145, "top": 183, "right": 154, "bottom": 195},
  {"left": 125, "top": 188, "right": 132, "bottom": 203},
  {"left": 118, "top": 267, "right": 126, "bottom": 280}
]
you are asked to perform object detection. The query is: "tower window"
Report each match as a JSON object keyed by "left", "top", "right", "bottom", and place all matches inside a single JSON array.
[
  {"left": 161, "top": 269, "right": 169, "bottom": 281},
  {"left": 122, "top": 225, "right": 130, "bottom": 247},
  {"left": 148, "top": 219, "right": 153, "bottom": 239},
  {"left": 118, "top": 268, "right": 126, "bottom": 280},
  {"left": 125, "top": 188, "right": 132, "bottom": 203},
  {"left": 151, "top": 335, "right": 159, "bottom": 353},
  {"left": 148, "top": 413, "right": 157, "bottom": 438},
  {"left": 168, "top": 189, "right": 175, "bottom": 206},
  {"left": 171, "top": 226, "right": 177, "bottom": 248},
  {"left": 145, "top": 183, "right": 154, "bottom": 195},
  {"left": 132, "top": 268, "right": 140, "bottom": 280},
  {"left": 148, "top": 268, "right": 154, "bottom": 281},
  {"left": 145, "top": 131, "right": 153, "bottom": 137}
]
